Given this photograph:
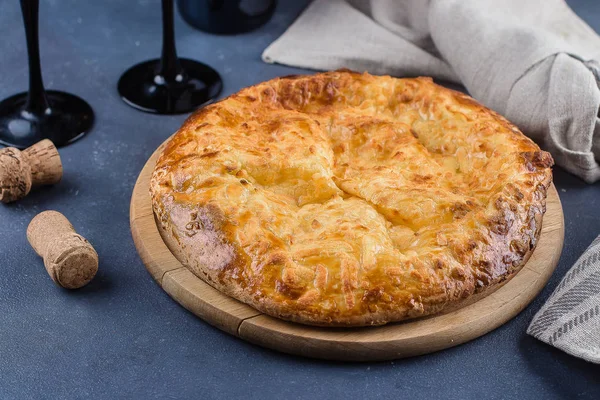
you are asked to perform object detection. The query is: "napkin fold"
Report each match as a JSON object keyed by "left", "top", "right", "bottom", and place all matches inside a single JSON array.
[
  {"left": 263, "top": 0, "right": 600, "bottom": 183},
  {"left": 528, "top": 236, "right": 600, "bottom": 364}
]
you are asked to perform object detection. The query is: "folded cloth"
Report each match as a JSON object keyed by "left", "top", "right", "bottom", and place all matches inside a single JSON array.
[
  {"left": 263, "top": 0, "right": 600, "bottom": 183},
  {"left": 528, "top": 236, "right": 600, "bottom": 364}
]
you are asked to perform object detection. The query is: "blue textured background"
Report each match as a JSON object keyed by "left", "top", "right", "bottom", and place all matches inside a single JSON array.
[{"left": 1, "top": 0, "right": 599, "bottom": 398}]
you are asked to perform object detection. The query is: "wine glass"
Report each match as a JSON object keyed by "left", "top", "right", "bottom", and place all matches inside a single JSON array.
[
  {"left": 118, "top": 0, "right": 223, "bottom": 115},
  {"left": 0, "top": 0, "right": 94, "bottom": 149}
]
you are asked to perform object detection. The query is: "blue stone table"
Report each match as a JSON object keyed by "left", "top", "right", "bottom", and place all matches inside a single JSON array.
[{"left": 1, "top": 1, "right": 599, "bottom": 398}]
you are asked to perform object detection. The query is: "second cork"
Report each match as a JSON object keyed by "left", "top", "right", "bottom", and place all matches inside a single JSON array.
[{"left": 27, "top": 211, "right": 98, "bottom": 289}]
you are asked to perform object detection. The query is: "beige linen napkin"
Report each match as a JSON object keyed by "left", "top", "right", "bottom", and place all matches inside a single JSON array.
[{"left": 263, "top": 0, "right": 600, "bottom": 183}]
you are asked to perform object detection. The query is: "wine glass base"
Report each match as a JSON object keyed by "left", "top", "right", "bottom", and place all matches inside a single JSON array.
[
  {"left": 0, "top": 91, "right": 94, "bottom": 149},
  {"left": 117, "top": 58, "right": 223, "bottom": 114}
]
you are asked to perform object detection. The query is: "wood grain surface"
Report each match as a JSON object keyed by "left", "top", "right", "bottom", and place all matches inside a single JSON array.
[{"left": 130, "top": 141, "right": 565, "bottom": 361}]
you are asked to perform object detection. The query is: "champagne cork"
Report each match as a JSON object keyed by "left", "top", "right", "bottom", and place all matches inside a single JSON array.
[
  {"left": 0, "top": 139, "right": 63, "bottom": 203},
  {"left": 27, "top": 211, "right": 98, "bottom": 289}
]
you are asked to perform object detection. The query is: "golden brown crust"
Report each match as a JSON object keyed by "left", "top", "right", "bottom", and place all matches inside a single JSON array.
[{"left": 150, "top": 70, "right": 553, "bottom": 327}]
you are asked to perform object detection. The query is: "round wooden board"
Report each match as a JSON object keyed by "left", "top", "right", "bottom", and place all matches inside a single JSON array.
[{"left": 130, "top": 141, "right": 565, "bottom": 362}]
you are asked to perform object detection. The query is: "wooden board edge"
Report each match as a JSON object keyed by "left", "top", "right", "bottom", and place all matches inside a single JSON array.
[
  {"left": 162, "top": 268, "right": 262, "bottom": 336},
  {"left": 130, "top": 144, "right": 179, "bottom": 285}
]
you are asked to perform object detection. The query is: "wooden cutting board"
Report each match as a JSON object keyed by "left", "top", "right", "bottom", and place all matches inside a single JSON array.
[{"left": 130, "top": 141, "right": 564, "bottom": 361}]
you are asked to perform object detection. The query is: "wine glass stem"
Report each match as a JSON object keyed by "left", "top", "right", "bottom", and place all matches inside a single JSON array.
[
  {"left": 159, "top": 0, "right": 182, "bottom": 82},
  {"left": 21, "top": 0, "right": 49, "bottom": 114}
]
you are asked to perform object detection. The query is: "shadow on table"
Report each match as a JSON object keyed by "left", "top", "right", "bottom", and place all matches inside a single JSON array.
[
  {"left": 552, "top": 167, "right": 599, "bottom": 190},
  {"left": 72, "top": 268, "right": 114, "bottom": 296},
  {"left": 519, "top": 335, "right": 600, "bottom": 397},
  {"left": 2, "top": 173, "right": 81, "bottom": 209}
]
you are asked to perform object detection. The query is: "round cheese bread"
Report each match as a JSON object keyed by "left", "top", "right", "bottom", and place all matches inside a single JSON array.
[{"left": 150, "top": 70, "right": 553, "bottom": 327}]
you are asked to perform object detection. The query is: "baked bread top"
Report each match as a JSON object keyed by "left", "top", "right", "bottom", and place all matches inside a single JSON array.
[{"left": 150, "top": 70, "right": 553, "bottom": 326}]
